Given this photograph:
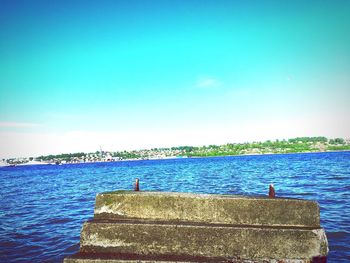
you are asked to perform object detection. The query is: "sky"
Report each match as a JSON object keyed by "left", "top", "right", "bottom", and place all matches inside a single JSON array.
[{"left": 0, "top": 0, "right": 350, "bottom": 158}]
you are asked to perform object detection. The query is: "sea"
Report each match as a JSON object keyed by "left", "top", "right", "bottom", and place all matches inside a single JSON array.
[{"left": 0, "top": 151, "right": 349, "bottom": 262}]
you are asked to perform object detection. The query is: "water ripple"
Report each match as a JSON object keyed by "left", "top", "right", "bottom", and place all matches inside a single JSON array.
[{"left": 0, "top": 151, "right": 349, "bottom": 262}]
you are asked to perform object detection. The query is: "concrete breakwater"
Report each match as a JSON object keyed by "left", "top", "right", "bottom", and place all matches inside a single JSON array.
[{"left": 64, "top": 191, "right": 328, "bottom": 263}]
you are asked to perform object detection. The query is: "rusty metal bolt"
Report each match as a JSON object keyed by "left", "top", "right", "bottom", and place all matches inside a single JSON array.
[
  {"left": 134, "top": 178, "right": 139, "bottom": 191},
  {"left": 269, "top": 184, "right": 276, "bottom": 198}
]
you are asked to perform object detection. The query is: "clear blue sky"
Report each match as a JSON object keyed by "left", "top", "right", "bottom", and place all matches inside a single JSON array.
[{"left": 0, "top": 0, "right": 349, "bottom": 158}]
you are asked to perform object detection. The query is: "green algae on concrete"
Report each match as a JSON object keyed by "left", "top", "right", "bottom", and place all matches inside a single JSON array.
[{"left": 94, "top": 191, "right": 320, "bottom": 227}]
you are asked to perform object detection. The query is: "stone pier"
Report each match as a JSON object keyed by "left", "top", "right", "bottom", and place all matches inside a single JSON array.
[{"left": 64, "top": 191, "right": 328, "bottom": 263}]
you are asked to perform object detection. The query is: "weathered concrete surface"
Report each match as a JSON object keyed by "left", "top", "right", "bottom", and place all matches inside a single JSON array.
[
  {"left": 64, "top": 261, "right": 314, "bottom": 263},
  {"left": 64, "top": 191, "right": 328, "bottom": 263},
  {"left": 79, "top": 221, "right": 328, "bottom": 261},
  {"left": 94, "top": 191, "right": 320, "bottom": 227},
  {"left": 64, "top": 260, "right": 315, "bottom": 263},
  {"left": 64, "top": 253, "right": 316, "bottom": 263},
  {"left": 64, "top": 252, "right": 309, "bottom": 263},
  {"left": 64, "top": 260, "right": 207, "bottom": 263}
]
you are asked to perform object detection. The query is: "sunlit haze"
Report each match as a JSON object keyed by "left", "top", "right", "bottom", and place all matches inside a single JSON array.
[{"left": 1, "top": 0, "right": 350, "bottom": 158}]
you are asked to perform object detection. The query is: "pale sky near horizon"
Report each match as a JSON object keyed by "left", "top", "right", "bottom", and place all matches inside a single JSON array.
[{"left": 1, "top": 0, "right": 350, "bottom": 158}]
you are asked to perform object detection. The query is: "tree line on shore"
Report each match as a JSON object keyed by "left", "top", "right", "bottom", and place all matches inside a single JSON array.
[{"left": 30, "top": 136, "right": 349, "bottom": 162}]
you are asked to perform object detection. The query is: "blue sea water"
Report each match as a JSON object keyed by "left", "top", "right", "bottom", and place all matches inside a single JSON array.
[{"left": 0, "top": 151, "right": 349, "bottom": 262}]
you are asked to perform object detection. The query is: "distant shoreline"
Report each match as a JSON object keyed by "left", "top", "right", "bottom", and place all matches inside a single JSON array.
[
  {"left": 3, "top": 137, "right": 350, "bottom": 166},
  {"left": 2, "top": 149, "right": 349, "bottom": 168},
  {"left": 188, "top": 149, "right": 350, "bottom": 159}
]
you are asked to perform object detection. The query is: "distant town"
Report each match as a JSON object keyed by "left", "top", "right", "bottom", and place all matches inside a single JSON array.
[{"left": 1, "top": 137, "right": 350, "bottom": 167}]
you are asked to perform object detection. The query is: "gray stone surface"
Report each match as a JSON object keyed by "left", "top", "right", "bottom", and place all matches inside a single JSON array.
[
  {"left": 94, "top": 191, "right": 320, "bottom": 227},
  {"left": 64, "top": 260, "right": 198, "bottom": 263},
  {"left": 79, "top": 221, "right": 328, "bottom": 260},
  {"left": 64, "top": 191, "right": 328, "bottom": 263},
  {"left": 65, "top": 260, "right": 172, "bottom": 263},
  {"left": 64, "top": 257, "right": 314, "bottom": 263}
]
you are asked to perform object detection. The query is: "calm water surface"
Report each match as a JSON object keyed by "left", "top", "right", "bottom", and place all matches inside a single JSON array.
[{"left": 0, "top": 152, "right": 349, "bottom": 262}]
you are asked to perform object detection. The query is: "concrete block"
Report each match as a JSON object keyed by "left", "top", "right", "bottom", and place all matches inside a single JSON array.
[
  {"left": 94, "top": 191, "right": 320, "bottom": 227},
  {"left": 64, "top": 253, "right": 316, "bottom": 263},
  {"left": 79, "top": 220, "right": 328, "bottom": 261}
]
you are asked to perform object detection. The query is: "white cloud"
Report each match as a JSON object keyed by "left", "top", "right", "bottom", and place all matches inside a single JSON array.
[
  {"left": 196, "top": 77, "right": 222, "bottom": 88},
  {"left": 0, "top": 122, "right": 42, "bottom": 128},
  {"left": 286, "top": 75, "right": 292, "bottom": 81},
  {"left": 1, "top": 114, "right": 349, "bottom": 159}
]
